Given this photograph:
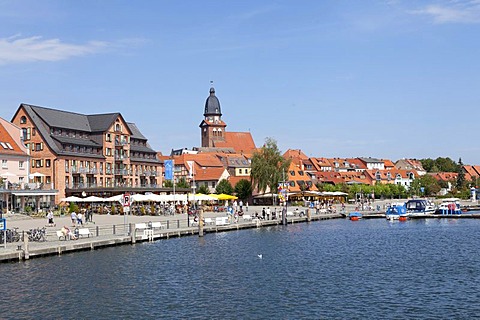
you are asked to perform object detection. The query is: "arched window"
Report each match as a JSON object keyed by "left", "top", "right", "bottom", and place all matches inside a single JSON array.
[{"left": 20, "top": 116, "right": 27, "bottom": 124}]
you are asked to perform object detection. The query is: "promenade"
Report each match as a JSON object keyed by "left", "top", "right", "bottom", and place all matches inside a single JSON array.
[{"left": 0, "top": 205, "right": 343, "bottom": 262}]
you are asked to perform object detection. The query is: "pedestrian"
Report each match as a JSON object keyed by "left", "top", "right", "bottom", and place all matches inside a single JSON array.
[
  {"left": 262, "top": 208, "right": 266, "bottom": 220},
  {"left": 239, "top": 200, "right": 243, "bottom": 212},
  {"left": 47, "top": 209, "right": 55, "bottom": 227},
  {"left": 84, "top": 209, "right": 90, "bottom": 224},
  {"left": 266, "top": 207, "right": 271, "bottom": 220},
  {"left": 71, "top": 211, "right": 77, "bottom": 226},
  {"left": 77, "top": 211, "right": 83, "bottom": 225}
]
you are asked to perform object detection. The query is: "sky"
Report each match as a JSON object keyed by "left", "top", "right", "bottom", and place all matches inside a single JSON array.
[{"left": 0, "top": 0, "right": 479, "bottom": 164}]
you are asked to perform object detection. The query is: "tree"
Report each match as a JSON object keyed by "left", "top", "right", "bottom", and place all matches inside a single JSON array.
[
  {"left": 456, "top": 157, "right": 465, "bottom": 190},
  {"left": 176, "top": 178, "right": 190, "bottom": 189},
  {"left": 410, "top": 175, "right": 441, "bottom": 197},
  {"left": 250, "top": 137, "right": 291, "bottom": 197},
  {"left": 215, "top": 179, "right": 234, "bottom": 195},
  {"left": 163, "top": 180, "right": 173, "bottom": 188},
  {"left": 234, "top": 179, "right": 253, "bottom": 201},
  {"left": 197, "top": 184, "right": 210, "bottom": 195}
]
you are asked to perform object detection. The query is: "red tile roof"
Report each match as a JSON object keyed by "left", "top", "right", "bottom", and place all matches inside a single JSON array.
[{"left": 213, "top": 132, "right": 256, "bottom": 154}]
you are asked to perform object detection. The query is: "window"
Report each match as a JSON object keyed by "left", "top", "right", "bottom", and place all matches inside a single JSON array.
[
  {"left": 239, "top": 169, "right": 243, "bottom": 174},
  {"left": 35, "top": 142, "right": 43, "bottom": 151},
  {"left": 46, "top": 159, "right": 51, "bottom": 167},
  {"left": 2, "top": 159, "right": 7, "bottom": 168},
  {"left": 298, "top": 171, "right": 304, "bottom": 176},
  {"left": 35, "top": 159, "right": 43, "bottom": 167},
  {"left": 106, "top": 133, "right": 112, "bottom": 142},
  {"left": 5, "top": 143, "right": 13, "bottom": 150},
  {"left": 115, "top": 123, "right": 121, "bottom": 132},
  {"left": 32, "top": 128, "right": 36, "bottom": 136},
  {"left": 105, "top": 148, "right": 112, "bottom": 156},
  {"left": 19, "top": 161, "right": 24, "bottom": 169},
  {"left": 20, "top": 116, "right": 27, "bottom": 124},
  {"left": 65, "top": 161, "right": 69, "bottom": 172},
  {"left": 290, "top": 170, "right": 295, "bottom": 176}
]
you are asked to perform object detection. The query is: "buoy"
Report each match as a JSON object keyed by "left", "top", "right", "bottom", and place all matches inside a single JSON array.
[
  {"left": 351, "top": 216, "right": 359, "bottom": 221},
  {"left": 399, "top": 216, "right": 408, "bottom": 222}
]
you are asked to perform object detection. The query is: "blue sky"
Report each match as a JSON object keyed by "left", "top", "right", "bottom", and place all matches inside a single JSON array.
[{"left": 1, "top": 0, "right": 479, "bottom": 164}]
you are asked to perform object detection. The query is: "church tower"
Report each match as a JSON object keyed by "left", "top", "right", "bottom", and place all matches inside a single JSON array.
[{"left": 199, "top": 86, "right": 227, "bottom": 148}]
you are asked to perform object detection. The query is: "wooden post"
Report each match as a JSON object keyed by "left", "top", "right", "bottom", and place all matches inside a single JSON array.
[
  {"left": 23, "top": 234, "right": 29, "bottom": 260},
  {"left": 199, "top": 209, "right": 204, "bottom": 237},
  {"left": 131, "top": 223, "right": 136, "bottom": 244}
]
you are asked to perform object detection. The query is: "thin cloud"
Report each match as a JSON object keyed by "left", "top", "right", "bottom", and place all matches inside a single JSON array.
[
  {"left": 0, "top": 35, "right": 109, "bottom": 65},
  {"left": 411, "top": 1, "right": 480, "bottom": 24}
]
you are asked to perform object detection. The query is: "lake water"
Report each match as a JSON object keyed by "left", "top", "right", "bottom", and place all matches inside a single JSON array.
[{"left": 3, "top": 218, "right": 480, "bottom": 319}]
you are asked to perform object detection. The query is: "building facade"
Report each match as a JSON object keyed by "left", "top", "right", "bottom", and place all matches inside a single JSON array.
[{"left": 11, "top": 104, "right": 163, "bottom": 203}]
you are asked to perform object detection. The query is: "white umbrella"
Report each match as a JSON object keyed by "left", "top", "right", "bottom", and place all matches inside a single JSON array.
[
  {"left": 83, "top": 195, "right": 105, "bottom": 202},
  {"left": 104, "top": 195, "right": 123, "bottom": 202},
  {"left": 29, "top": 172, "right": 46, "bottom": 178},
  {"left": 60, "top": 196, "right": 83, "bottom": 202},
  {"left": 1, "top": 172, "right": 16, "bottom": 178}
]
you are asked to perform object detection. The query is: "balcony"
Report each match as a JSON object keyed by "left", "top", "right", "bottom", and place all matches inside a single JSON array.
[
  {"left": 115, "top": 140, "right": 129, "bottom": 147},
  {"left": 114, "top": 169, "right": 130, "bottom": 176},
  {"left": 114, "top": 154, "right": 127, "bottom": 161}
]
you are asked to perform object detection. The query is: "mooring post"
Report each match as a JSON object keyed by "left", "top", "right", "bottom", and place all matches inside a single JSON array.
[
  {"left": 307, "top": 208, "right": 311, "bottom": 222},
  {"left": 23, "top": 235, "right": 29, "bottom": 260},
  {"left": 199, "top": 209, "right": 204, "bottom": 237},
  {"left": 131, "top": 223, "right": 136, "bottom": 244}
]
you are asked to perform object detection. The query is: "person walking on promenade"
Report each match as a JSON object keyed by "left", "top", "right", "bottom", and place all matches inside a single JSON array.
[
  {"left": 266, "top": 207, "right": 271, "bottom": 220},
  {"left": 47, "top": 209, "right": 55, "bottom": 227},
  {"left": 71, "top": 211, "right": 77, "bottom": 226},
  {"left": 262, "top": 208, "right": 266, "bottom": 220},
  {"left": 77, "top": 211, "right": 84, "bottom": 226}
]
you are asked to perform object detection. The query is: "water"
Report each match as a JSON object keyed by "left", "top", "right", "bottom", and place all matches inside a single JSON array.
[{"left": 3, "top": 218, "right": 480, "bottom": 319}]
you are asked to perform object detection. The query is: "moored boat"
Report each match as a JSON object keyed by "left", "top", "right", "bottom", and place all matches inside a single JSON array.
[
  {"left": 436, "top": 198, "right": 462, "bottom": 215},
  {"left": 348, "top": 212, "right": 362, "bottom": 221},
  {"left": 405, "top": 199, "right": 435, "bottom": 216},
  {"left": 385, "top": 203, "right": 407, "bottom": 221}
]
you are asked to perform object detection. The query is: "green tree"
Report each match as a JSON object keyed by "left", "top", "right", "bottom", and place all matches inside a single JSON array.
[
  {"left": 163, "top": 180, "right": 173, "bottom": 188},
  {"left": 176, "top": 178, "right": 190, "bottom": 189},
  {"left": 410, "top": 175, "right": 441, "bottom": 197},
  {"left": 216, "top": 179, "right": 234, "bottom": 195},
  {"left": 456, "top": 157, "right": 465, "bottom": 190},
  {"left": 250, "top": 137, "right": 291, "bottom": 196},
  {"left": 234, "top": 179, "right": 253, "bottom": 201},
  {"left": 197, "top": 184, "right": 210, "bottom": 195}
]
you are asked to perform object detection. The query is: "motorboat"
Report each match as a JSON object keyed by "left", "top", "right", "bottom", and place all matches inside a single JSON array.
[
  {"left": 348, "top": 212, "right": 362, "bottom": 221},
  {"left": 436, "top": 198, "right": 462, "bottom": 215},
  {"left": 405, "top": 199, "right": 436, "bottom": 216},
  {"left": 385, "top": 203, "right": 407, "bottom": 221}
]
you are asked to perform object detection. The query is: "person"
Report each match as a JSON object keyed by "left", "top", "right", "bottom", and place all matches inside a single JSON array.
[
  {"left": 262, "top": 208, "right": 266, "bottom": 220},
  {"left": 71, "top": 212, "right": 77, "bottom": 226},
  {"left": 239, "top": 200, "right": 243, "bottom": 212},
  {"left": 266, "top": 207, "right": 271, "bottom": 220},
  {"left": 61, "top": 226, "right": 77, "bottom": 240},
  {"left": 47, "top": 210, "right": 55, "bottom": 227},
  {"left": 294, "top": 208, "right": 300, "bottom": 216},
  {"left": 77, "top": 211, "right": 84, "bottom": 226}
]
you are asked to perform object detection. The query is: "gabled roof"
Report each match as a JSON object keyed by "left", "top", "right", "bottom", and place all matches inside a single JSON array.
[
  {"left": 213, "top": 132, "right": 256, "bottom": 154},
  {"left": 283, "top": 149, "right": 308, "bottom": 160},
  {"left": 429, "top": 172, "right": 458, "bottom": 181},
  {"left": 127, "top": 122, "right": 147, "bottom": 140},
  {"left": 0, "top": 119, "right": 28, "bottom": 156},
  {"left": 195, "top": 167, "right": 227, "bottom": 182}
]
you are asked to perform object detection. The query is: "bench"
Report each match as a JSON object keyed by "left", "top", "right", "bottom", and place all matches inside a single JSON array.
[
  {"left": 215, "top": 217, "right": 229, "bottom": 226},
  {"left": 78, "top": 228, "right": 92, "bottom": 238},
  {"left": 150, "top": 222, "right": 164, "bottom": 230},
  {"left": 243, "top": 214, "right": 252, "bottom": 221},
  {"left": 286, "top": 211, "right": 295, "bottom": 217},
  {"left": 135, "top": 223, "right": 148, "bottom": 230},
  {"left": 204, "top": 218, "right": 214, "bottom": 225},
  {"left": 56, "top": 230, "right": 66, "bottom": 240}
]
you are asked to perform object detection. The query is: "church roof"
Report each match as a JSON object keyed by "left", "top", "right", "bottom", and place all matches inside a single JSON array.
[
  {"left": 204, "top": 87, "right": 222, "bottom": 116},
  {"left": 213, "top": 132, "right": 256, "bottom": 154}
]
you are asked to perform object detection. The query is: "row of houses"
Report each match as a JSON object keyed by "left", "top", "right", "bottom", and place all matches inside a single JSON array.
[{"left": 0, "top": 86, "right": 478, "bottom": 212}]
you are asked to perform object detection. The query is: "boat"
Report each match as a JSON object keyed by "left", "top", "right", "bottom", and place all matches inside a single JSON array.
[
  {"left": 385, "top": 203, "right": 407, "bottom": 221},
  {"left": 405, "top": 199, "right": 436, "bottom": 216},
  {"left": 436, "top": 198, "right": 462, "bottom": 215},
  {"left": 348, "top": 212, "right": 362, "bottom": 221}
]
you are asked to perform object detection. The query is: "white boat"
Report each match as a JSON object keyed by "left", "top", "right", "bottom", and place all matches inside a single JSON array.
[
  {"left": 405, "top": 199, "right": 436, "bottom": 216},
  {"left": 436, "top": 198, "right": 462, "bottom": 215}
]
